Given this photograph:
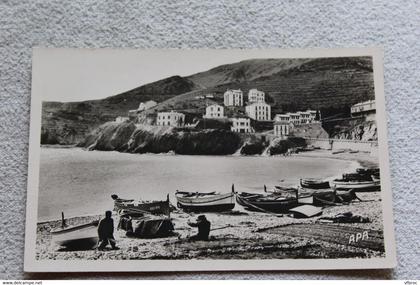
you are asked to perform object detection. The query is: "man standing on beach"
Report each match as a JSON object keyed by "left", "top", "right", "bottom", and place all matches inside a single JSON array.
[
  {"left": 188, "top": 215, "right": 211, "bottom": 241},
  {"left": 97, "top": 210, "right": 119, "bottom": 250}
]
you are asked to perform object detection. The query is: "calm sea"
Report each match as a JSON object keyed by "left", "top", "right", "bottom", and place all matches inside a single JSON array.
[{"left": 38, "top": 147, "right": 356, "bottom": 221}]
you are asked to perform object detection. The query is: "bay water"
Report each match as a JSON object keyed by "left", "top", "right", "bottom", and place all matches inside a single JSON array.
[{"left": 38, "top": 147, "right": 356, "bottom": 221}]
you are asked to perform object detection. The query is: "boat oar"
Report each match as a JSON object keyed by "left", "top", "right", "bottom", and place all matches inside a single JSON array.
[{"left": 210, "top": 224, "right": 234, "bottom": 232}]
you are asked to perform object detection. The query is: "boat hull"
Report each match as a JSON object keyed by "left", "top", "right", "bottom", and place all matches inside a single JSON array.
[
  {"left": 114, "top": 199, "right": 171, "bottom": 215},
  {"left": 176, "top": 192, "right": 235, "bottom": 212},
  {"left": 51, "top": 222, "right": 99, "bottom": 248},
  {"left": 300, "top": 179, "right": 330, "bottom": 189},
  {"left": 330, "top": 180, "right": 380, "bottom": 191},
  {"left": 177, "top": 203, "right": 235, "bottom": 212}
]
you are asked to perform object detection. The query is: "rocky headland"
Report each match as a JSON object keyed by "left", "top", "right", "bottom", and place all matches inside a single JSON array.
[{"left": 77, "top": 121, "right": 310, "bottom": 156}]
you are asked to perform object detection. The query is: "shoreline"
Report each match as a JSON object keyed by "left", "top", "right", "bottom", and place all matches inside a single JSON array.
[{"left": 35, "top": 149, "right": 384, "bottom": 260}]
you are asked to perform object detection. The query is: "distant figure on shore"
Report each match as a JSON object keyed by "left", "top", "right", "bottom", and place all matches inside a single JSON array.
[
  {"left": 188, "top": 215, "right": 211, "bottom": 241},
  {"left": 97, "top": 210, "right": 119, "bottom": 250}
]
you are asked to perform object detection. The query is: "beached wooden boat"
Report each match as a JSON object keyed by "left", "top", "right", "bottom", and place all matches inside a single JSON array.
[
  {"left": 330, "top": 179, "right": 380, "bottom": 191},
  {"left": 236, "top": 192, "right": 298, "bottom": 213},
  {"left": 342, "top": 172, "right": 373, "bottom": 181},
  {"left": 300, "top": 178, "right": 330, "bottom": 189},
  {"left": 51, "top": 220, "right": 99, "bottom": 248},
  {"left": 356, "top": 168, "right": 380, "bottom": 175},
  {"left": 112, "top": 194, "right": 171, "bottom": 216},
  {"left": 175, "top": 190, "right": 235, "bottom": 212},
  {"left": 298, "top": 189, "right": 337, "bottom": 206}
]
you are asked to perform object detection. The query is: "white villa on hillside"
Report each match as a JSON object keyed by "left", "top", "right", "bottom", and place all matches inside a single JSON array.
[
  {"left": 248, "top": 89, "right": 265, "bottom": 103},
  {"left": 274, "top": 121, "right": 293, "bottom": 137},
  {"left": 298, "top": 111, "right": 311, "bottom": 124},
  {"left": 231, "top": 116, "right": 253, "bottom": 133},
  {"left": 308, "top": 110, "right": 318, "bottom": 121},
  {"left": 272, "top": 109, "right": 321, "bottom": 137},
  {"left": 204, "top": 104, "right": 225, "bottom": 119},
  {"left": 287, "top": 112, "right": 301, "bottom": 125},
  {"left": 224, "top": 89, "right": 243, "bottom": 106},
  {"left": 273, "top": 114, "right": 290, "bottom": 123},
  {"left": 245, "top": 102, "right": 271, "bottom": 121},
  {"left": 351, "top": 100, "right": 376, "bottom": 121},
  {"left": 156, "top": 111, "right": 185, "bottom": 127}
]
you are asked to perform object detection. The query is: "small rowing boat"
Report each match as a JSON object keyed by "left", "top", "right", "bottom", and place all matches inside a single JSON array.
[
  {"left": 175, "top": 188, "right": 235, "bottom": 212},
  {"left": 112, "top": 194, "right": 171, "bottom": 216},
  {"left": 300, "top": 178, "right": 330, "bottom": 189},
  {"left": 236, "top": 192, "right": 298, "bottom": 213},
  {"left": 51, "top": 213, "right": 99, "bottom": 248},
  {"left": 356, "top": 168, "right": 380, "bottom": 175},
  {"left": 330, "top": 179, "right": 380, "bottom": 191}
]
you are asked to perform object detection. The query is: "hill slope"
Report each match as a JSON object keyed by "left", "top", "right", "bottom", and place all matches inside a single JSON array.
[
  {"left": 186, "top": 58, "right": 312, "bottom": 88},
  {"left": 151, "top": 57, "right": 374, "bottom": 116}
]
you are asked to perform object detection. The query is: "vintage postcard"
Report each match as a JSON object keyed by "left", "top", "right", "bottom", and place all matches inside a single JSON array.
[{"left": 24, "top": 48, "right": 396, "bottom": 272}]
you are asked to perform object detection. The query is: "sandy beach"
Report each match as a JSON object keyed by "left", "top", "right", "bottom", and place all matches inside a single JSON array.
[{"left": 35, "top": 149, "right": 384, "bottom": 261}]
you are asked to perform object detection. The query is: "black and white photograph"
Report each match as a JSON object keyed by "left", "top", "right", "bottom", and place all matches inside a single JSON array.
[{"left": 24, "top": 48, "right": 396, "bottom": 272}]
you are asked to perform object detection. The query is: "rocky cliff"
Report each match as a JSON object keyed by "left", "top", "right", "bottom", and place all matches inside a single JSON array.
[
  {"left": 331, "top": 120, "right": 377, "bottom": 141},
  {"left": 79, "top": 122, "right": 306, "bottom": 156},
  {"left": 79, "top": 122, "right": 242, "bottom": 155}
]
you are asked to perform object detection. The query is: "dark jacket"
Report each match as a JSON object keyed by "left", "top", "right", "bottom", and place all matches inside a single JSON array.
[
  {"left": 188, "top": 219, "right": 211, "bottom": 240},
  {"left": 98, "top": 217, "right": 114, "bottom": 240}
]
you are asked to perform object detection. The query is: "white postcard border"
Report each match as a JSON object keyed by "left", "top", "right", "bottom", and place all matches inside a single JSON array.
[{"left": 24, "top": 47, "right": 397, "bottom": 272}]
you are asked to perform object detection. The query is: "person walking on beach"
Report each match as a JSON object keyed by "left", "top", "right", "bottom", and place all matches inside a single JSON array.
[
  {"left": 97, "top": 210, "right": 119, "bottom": 250},
  {"left": 187, "top": 215, "right": 211, "bottom": 241}
]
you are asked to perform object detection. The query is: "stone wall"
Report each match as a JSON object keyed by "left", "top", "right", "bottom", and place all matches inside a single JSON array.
[{"left": 305, "top": 137, "right": 379, "bottom": 156}]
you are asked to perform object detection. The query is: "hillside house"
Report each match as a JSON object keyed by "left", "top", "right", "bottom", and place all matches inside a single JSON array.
[
  {"left": 274, "top": 121, "right": 293, "bottom": 137},
  {"left": 287, "top": 112, "right": 301, "bottom": 125},
  {"left": 245, "top": 102, "right": 271, "bottom": 121},
  {"left": 273, "top": 114, "right": 290, "bottom": 123},
  {"left": 298, "top": 111, "right": 311, "bottom": 124},
  {"left": 231, "top": 116, "right": 253, "bottom": 133},
  {"left": 156, "top": 111, "right": 185, "bottom": 127},
  {"left": 248, "top": 89, "right": 265, "bottom": 103},
  {"left": 307, "top": 110, "right": 318, "bottom": 121},
  {"left": 204, "top": 104, "right": 225, "bottom": 119},
  {"left": 224, "top": 89, "right": 243, "bottom": 107},
  {"left": 351, "top": 100, "right": 376, "bottom": 121}
]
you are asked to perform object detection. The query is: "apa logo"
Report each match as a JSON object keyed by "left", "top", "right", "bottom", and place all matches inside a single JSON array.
[{"left": 348, "top": 230, "right": 369, "bottom": 244}]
